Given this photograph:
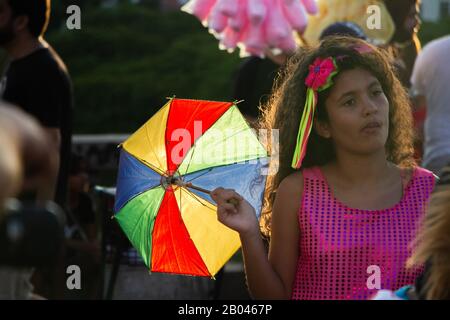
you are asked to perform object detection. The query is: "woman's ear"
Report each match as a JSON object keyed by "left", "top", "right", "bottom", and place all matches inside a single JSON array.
[{"left": 314, "top": 120, "right": 331, "bottom": 139}]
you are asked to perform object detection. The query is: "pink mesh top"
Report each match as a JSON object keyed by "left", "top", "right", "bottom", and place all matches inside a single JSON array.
[{"left": 291, "top": 166, "right": 436, "bottom": 300}]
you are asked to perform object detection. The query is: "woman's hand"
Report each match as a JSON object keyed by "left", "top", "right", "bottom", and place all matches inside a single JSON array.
[{"left": 211, "top": 187, "right": 259, "bottom": 237}]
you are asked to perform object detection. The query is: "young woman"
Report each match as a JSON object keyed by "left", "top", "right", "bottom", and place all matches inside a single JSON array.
[{"left": 211, "top": 36, "right": 436, "bottom": 300}]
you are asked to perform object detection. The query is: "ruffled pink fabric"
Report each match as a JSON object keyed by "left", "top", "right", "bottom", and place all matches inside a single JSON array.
[{"left": 182, "top": 0, "right": 318, "bottom": 58}]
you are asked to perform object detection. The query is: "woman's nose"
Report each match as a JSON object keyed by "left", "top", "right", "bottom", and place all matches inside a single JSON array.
[{"left": 362, "top": 97, "right": 378, "bottom": 116}]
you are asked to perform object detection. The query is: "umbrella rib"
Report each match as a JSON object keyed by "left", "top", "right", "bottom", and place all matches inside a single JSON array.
[
  {"left": 180, "top": 106, "right": 248, "bottom": 176},
  {"left": 182, "top": 187, "right": 215, "bottom": 211},
  {"left": 115, "top": 183, "right": 162, "bottom": 214},
  {"left": 141, "top": 159, "right": 165, "bottom": 176},
  {"left": 181, "top": 125, "right": 253, "bottom": 176},
  {"left": 145, "top": 123, "right": 166, "bottom": 173},
  {"left": 183, "top": 145, "right": 196, "bottom": 176},
  {"left": 183, "top": 156, "right": 270, "bottom": 181},
  {"left": 121, "top": 148, "right": 166, "bottom": 176},
  {"left": 184, "top": 168, "right": 213, "bottom": 184}
]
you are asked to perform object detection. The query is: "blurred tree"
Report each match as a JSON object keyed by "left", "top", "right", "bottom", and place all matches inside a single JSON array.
[
  {"left": 419, "top": 18, "right": 450, "bottom": 45},
  {"left": 47, "top": 3, "right": 240, "bottom": 133}
]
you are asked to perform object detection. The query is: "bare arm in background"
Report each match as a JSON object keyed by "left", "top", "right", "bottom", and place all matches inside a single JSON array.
[
  {"left": 0, "top": 105, "right": 54, "bottom": 206},
  {"left": 35, "top": 128, "right": 61, "bottom": 205}
]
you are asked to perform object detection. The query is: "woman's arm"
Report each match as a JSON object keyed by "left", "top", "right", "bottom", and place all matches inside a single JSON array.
[{"left": 212, "top": 172, "right": 302, "bottom": 299}]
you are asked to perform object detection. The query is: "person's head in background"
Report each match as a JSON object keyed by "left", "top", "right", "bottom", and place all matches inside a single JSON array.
[
  {"left": 385, "top": 0, "right": 421, "bottom": 44},
  {"left": 407, "top": 166, "right": 450, "bottom": 300},
  {"left": 0, "top": 102, "right": 52, "bottom": 213},
  {"left": 384, "top": 0, "right": 421, "bottom": 87},
  {"left": 319, "top": 22, "right": 367, "bottom": 42},
  {"left": 69, "top": 153, "right": 90, "bottom": 195},
  {"left": 0, "top": 0, "right": 50, "bottom": 50},
  {"left": 264, "top": 21, "right": 369, "bottom": 93}
]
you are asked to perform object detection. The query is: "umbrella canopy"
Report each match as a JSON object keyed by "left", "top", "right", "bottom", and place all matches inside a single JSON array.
[{"left": 113, "top": 98, "right": 269, "bottom": 277}]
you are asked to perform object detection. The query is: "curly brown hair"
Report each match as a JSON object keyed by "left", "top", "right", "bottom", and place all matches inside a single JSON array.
[{"left": 258, "top": 36, "right": 416, "bottom": 238}]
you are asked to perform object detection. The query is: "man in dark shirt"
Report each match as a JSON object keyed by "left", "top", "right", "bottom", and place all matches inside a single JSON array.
[{"left": 0, "top": 0, "right": 73, "bottom": 209}]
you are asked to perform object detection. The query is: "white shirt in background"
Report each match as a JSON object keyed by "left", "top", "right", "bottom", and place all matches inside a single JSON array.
[{"left": 410, "top": 35, "right": 450, "bottom": 174}]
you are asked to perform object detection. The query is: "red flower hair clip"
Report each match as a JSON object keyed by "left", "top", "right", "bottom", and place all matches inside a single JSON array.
[{"left": 305, "top": 57, "right": 338, "bottom": 91}]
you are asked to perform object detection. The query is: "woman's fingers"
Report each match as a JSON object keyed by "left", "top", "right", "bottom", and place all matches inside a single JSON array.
[
  {"left": 211, "top": 187, "right": 243, "bottom": 205},
  {"left": 217, "top": 202, "right": 238, "bottom": 215}
]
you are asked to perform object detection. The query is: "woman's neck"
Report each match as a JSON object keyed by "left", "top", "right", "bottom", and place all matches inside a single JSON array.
[{"left": 326, "top": 149, "right": 394, "bottom": 188}]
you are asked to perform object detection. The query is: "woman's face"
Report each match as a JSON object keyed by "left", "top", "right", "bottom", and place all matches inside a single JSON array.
[{"left": 317, "top": 68, "right": 390, "bottom": 156}]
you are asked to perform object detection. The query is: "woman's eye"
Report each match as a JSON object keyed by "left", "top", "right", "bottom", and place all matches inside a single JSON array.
[
  {"left": 372, "top": 90, "right": 383, "bottom": 97},
  {"left": 343, "top": 99, "right": 355, "bottom": 106}
]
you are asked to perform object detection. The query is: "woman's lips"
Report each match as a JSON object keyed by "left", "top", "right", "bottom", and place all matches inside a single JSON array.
[{"left": 361, "top": 121, "right": 382, "bottom": 133}]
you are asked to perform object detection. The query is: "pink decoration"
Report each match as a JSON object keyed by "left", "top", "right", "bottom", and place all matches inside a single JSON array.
[
  {"left": 266, "top": 0, "right": 291, "bottom": 46},
  {"left": 229, "top": 0, "right": 247, "bottom": 32},
  {"left": 248, "top": 0, "right": 267, "bottom": 25},
  {"left": 220, "top": 27, "right": 240, "bottom": 51},
  {"left": 278, "top": 33, "right": 297, "bottom": 52},
  {"left": 208, "top": 4, "right": 228, "bottom": 33},
  {"left": 181, "top": 0, "right": 318, "bottom": 58},
  {"left": 183, "top": 0, "right": 216, "bottom": 23},
  {"left": 301, "top": 0, "right": 318, "bottom": 15},
  {"left": 282, "top": 0, "right": 308, "bottom": 33},
  {"left": 217, "top": 0, "right": 238, "bottom": 18}
]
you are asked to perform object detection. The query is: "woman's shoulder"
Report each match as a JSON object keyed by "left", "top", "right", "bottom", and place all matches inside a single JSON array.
[
  {"left": 277, "top": 171, "right": 304, "bottom": 200},
  {"left": 400, "top": 166, "right": 437, "bottom": 194},
  {"left": 408, "top": 166, "right": 438, "bottom": 183},
  {"left": 278, "top": 167, "right": 324, "bottom": 195},
  {"left": 274, "top": 172, "right": 304, "bottom": 221}
]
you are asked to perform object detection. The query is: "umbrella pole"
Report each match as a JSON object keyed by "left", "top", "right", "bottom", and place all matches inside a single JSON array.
[
  {"left": 175, "top": 180, "right": 239, "bottom": 206},
  {"left": 184, "top": 182, "right": 211, "bottom": 195}
]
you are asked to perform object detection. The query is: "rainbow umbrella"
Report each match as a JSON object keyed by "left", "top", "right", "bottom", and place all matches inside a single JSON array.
[{"left": 113, "top": 98, "right": 269, "bottom": 277}]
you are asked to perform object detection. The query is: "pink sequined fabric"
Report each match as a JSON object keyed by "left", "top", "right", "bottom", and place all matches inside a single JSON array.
[{"left": 291, "top": 166, "right": 435, "bottom": 300}]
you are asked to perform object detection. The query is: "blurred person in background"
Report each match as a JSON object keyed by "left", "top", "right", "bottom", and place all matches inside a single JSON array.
[
  {"left": 0, "top": 103, "right": 63, "bottom": 300},
  {"left": 0, "top": 0, "right": 73, "bottom": 209},
  {"left": 64, "top": 154, "right": 101, "bottom": 300},
  {"left": 410, "top": 36, "right": 450, "bottom": 177},
  {"left": 0, "top": 103, "right": 55, "bottom": 204},
  {"left": 382, "top": 0, "right": 424, "bottom": 162},
  {"left": 0, "top": 0, "right": 73, "bottom": 299},
  {"left": 384, "top": 0, "right": 422, "bottom": 88}
]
